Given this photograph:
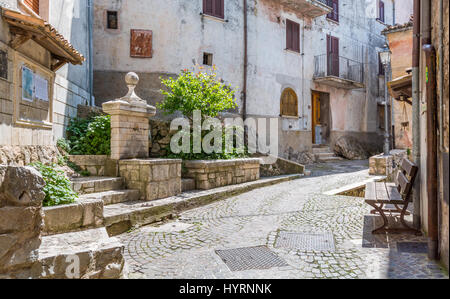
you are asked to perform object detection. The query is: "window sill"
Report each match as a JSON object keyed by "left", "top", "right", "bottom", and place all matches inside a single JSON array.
[
  {"left": 200, "top": 13, "right": 228, "bottom": 23},
  {"left": 280, "top": 115, "right": 300, "bottom": 119},
  {"left": 284, "top": 49, "right": 301, "bottom": 55},
  {"left": 326, "top": 18, "right": 339, "bottom": 25},
  {"left": 376, "top": 19, "right": 387, "bottom": 26}
]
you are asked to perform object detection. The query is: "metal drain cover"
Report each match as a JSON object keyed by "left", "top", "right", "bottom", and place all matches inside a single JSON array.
[
  {"left": 275, "top": 231, "right": 335, "bottom": 252},
  {"left": 215, "top": 246, "right": 288, "bottom": 272},
  {"left": 397, "top": 242, "right": 428, "bottom": 253}
]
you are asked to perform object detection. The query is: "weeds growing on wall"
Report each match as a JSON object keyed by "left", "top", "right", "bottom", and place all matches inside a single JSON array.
[{"left": 30, "top": 162, "right": 78, "bottom": 207}]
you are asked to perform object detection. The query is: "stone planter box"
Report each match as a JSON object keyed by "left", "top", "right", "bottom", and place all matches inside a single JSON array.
[
  {"left": 69, "top": 155, "right": 108, "bottom": 176},
  {"left": 119, "top": 159, "right": 182, "bottom": 201},
  {"left": 183, "top": 158, "right": 261, "bottom": 190}
]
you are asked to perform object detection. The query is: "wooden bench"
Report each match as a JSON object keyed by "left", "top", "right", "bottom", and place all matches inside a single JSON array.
[{"left": 365, "top": 158, "right": 421, "bottom": 235}]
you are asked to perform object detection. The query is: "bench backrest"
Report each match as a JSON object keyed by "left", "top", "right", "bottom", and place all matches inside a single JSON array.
[{"left": 395, "top": 158, "right": 418, "bottom": 201}]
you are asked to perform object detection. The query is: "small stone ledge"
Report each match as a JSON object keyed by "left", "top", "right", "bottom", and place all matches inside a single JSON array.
[
  {"left": 42, "top": 198, "right": 104, "bottom": 236},
  {"left": 119, "top": 159, "right": 182, "bottom": 201},
  {"left": 69, "top": 155, "right": 108, "bottom": 176},
  {"left": 183, "top": 158, "right": 261, "bottom": 190}
]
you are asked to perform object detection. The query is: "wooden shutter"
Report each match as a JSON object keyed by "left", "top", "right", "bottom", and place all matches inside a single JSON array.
[
  {"left": 24, "top": 0, "right": 39, "bottom": 14},
  {"left": 281, "top": 89, "right": 298, "bottom": 117},
  {"left": 379, "top": 1, "right": 385, "bottom": 22},
  {"left": 327, "top": 35, "right": 339, "bottom": 77},
  {"left": 378, "top": 53, "right": 385, "bottom": 76},
  {"left": 286, "top": 19, "right": 300, "bottom": 52},
  {"left": 204, "top": 0, "right": 224, "bottom": 19}
]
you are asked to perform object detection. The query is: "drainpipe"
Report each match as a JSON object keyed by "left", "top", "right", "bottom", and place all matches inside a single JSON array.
[
  {"left": 422, "top": 0, "right": 438, "bottom": 260},
  {"left": 411, "top": 0, "right": 421, "bottom": 229},
  {"left": 438, "top": 0, "right": 447, "bottom": 153},
  {"left": 88, "top": 0, "right": 94, "bottom": 106},
  {"left": 242, "top": 0, "right": 248, "bottom": 121},
  {"left": 423, "top": 43, "right": 438, "bottom": 260}
]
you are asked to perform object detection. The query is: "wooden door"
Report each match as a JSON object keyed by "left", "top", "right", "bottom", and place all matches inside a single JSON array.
[{"left": 311, "top": 91, "right": 321, "bottom": 144}]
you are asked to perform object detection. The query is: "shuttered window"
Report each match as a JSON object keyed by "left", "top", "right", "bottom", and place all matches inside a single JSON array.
[
  {"left": 326, "top": 0, "right": 339, "bottom": 23},
  {"left": 24, "top": 0, "right": 39, "bottom": 15},
  {"left": 203, "top": 0, "right": 224, "bottom": 19},
  {"left": 280, "top": 88, "right": 298, "bottom": 117},
  {"left": 378, "top": 53, "right": 385, "bottom": 76},
  {"left": 286, "top": 19, "right": 300, "bottom": 52},
  {"left": 378, "top": 1, "right": 385, "bottom": 23}
]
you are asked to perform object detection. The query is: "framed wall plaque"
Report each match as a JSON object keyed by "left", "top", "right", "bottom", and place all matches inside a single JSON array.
[{"left": 130, "top": 29, "right": 152, "bottom": 58}]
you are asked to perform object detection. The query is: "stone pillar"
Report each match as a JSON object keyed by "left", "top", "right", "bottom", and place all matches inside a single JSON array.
[{"left": 102, "top": 72, "right": 156, "bottom": 160}]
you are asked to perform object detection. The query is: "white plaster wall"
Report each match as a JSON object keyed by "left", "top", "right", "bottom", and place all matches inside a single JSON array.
[{"left": 94, "top": 0, "right": 245, "bottom": 109}]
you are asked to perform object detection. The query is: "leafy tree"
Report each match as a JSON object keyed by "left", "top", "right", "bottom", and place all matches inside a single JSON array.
[{"left": 157, "top": 66, "right": 237, "bottom": 120}]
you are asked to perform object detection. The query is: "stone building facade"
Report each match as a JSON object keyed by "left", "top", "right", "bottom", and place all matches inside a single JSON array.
[
  {"left": 92, "top": 0, "right": 409, "bottom": 162},
  {"left": 0, "top": 0, "right": 91, "bottom": 157}
]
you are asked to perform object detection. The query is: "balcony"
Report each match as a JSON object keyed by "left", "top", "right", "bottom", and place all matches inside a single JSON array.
[
  {"left": 280, "top": 0, "right": 332, "bottom": 18},
  {"left": 313, "top": 54, "right": 365, "bottom": 89}
]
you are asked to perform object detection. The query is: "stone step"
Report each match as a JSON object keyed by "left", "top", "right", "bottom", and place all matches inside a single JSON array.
[
  {"left": 315, "top": 152, "right": 336, "bottom": 159},
  {"left": 80, "top": 189, "right": 141, "bottom": 205},
  {"left": 104, "top": 174, "right": 302, "bottom": 236},
  {"left": 37, "top": 227, "right": 126, "bottom": 279},
  {"left": 182, "top": 178, "right": 196, "bottom": 192},
  {"left": 71, "top": 177, "right": 124, "bottom": 194},
  {"left": 312, "top": 146, "right": 331, "bottom": 154},
  {"left": 318, "top": 156, "right": 344, "bottom": 162}
]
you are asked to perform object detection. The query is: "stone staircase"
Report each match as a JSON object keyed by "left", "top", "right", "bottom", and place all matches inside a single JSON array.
[
  {"left": 36, "top": 176, "right": 141, "bottom": 278},
  {"left": 313, "top": 145, "right": 344, "bottom": 162}
]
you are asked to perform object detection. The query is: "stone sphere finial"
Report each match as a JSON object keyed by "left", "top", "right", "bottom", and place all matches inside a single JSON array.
[{"left": 125, "top": 72, "right": 139, "bottom": 86}]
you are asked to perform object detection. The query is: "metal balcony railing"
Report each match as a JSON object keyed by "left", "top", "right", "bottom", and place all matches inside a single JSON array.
[{"left": 314, "top": 54, "right": 364, "bottom": 84}]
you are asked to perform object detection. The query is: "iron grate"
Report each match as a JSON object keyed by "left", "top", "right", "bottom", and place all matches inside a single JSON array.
[
  {"left": 397, "top": 242, "right": 428, "bottom": 254},
  {"left": 275, "top": 231, "right": 335, "bottom": 252},
  {"left": 215, "top": 246, "right": 289, "bottom": 272}
]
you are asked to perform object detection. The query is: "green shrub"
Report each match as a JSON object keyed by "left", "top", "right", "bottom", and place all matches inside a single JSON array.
[
  {"left": 157, "top": 66, "right": 237, "bottom": 120},
  {"left": 56, "top": 138, "right": 71, "bottom": 153},
  {"left": 30, "top": 162, "right": 78, "bottom": 207},
  {"left": 66, "top": 115, "right": 111, "bottom": 155}
]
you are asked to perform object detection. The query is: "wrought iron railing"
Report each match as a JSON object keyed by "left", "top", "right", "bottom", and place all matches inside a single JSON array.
[{"left": 314, "top": 54, "right": 364, "bottom": 84}]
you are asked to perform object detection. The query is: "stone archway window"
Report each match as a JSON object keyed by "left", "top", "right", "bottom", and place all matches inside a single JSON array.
[{"left": 280, "top": 88, "right": 298, "bottom": 117}]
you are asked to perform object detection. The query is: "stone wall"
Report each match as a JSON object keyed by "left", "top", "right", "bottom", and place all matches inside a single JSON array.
[
  {"left": 259, "top": 156, "right": 305, "bottom": 177},
  {"left": 119, "top": 159, "right": 182, "bottom": 201},
  {"left": 0, "top": 145, "right": 61, "bottom": 166},
  {"left": 68, "top": 155, "right": 108, "bottom": 176},
  {"left": 0, "top": 165, "right": 45, "bottom": 278},
  {"left": 183, "top": 158, "right": 260, "bottom": 190},
  {"left": 149, "top": 119, "right": 173, "bottom": 157}
]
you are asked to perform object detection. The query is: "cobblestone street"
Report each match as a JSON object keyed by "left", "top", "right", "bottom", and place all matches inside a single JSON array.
[{"left": 119, "top": 161, "right": 448, "bottom": 279}]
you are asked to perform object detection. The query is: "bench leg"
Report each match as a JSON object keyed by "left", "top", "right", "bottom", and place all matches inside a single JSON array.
[
  {"left": 367, "top": 202, "right": 389, "bottom": 234},
  {"left": 370, "top": 203, "right": 411, "bottom": 216},
  {"left": 399, "top": 204, "right": 422, "bottom": 236}
]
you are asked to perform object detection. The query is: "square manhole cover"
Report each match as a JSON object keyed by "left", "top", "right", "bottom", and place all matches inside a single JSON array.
[
  {"left": 275, "top": 231, "right": 335, "bottom": 252},
  {"left": 215, "top": 246, "right": 288, "bottom": 272},
  {"left": 397, "top": 242, "right": 428, "bottom": 253}
]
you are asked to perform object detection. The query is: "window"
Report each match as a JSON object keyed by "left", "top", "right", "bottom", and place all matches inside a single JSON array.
[
  {"left": 378, "top": 104, "right": 385, "bottom": 129},
  {"left": 377, "top": 1, "right": 385, "bottom": 23},
  {"left": 203, "top": 53, "right": 213, "bottom": 66},
  {"left": 24, "top": 0, "right": 39, "bottom": 15},
  {"left": 0, "top": 50, "right": 7, "bottom": 80},
  {"left": 107, "top": 11, "right": 118, "bottom": 29},
  {"left": 286, "top": 19, "right": 300, "bottom": 52},
  {"left": 378, "top": 53, "right": 385, "bottom": 76},
  {"left": 326, "top": 0, "right": 339, "bottom": 23},
  {"left": 280, "top": 88, "right": 298, "bottom": 117},
  {"left": 203, "top": 0, "right": 224, "bottom": 19}
]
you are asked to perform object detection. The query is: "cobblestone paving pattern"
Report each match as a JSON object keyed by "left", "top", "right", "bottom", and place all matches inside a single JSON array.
[{"left": 118, "top": 160, "right": 449, "bottom": 279}]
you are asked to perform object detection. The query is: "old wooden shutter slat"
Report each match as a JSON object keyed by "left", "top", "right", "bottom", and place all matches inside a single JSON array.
[
  {"left": 24, "top": 0, "right": 39, "bottom": 14},
  {"left": 293, "top": 22, "right": 300, "bottom": 52},
  {"left": 286, "top": 20, "right": 292, "bottom": 50},
  {"left": 333, "top": 0, "right": 339, "bottom": 22},
  {"left": 380, "top": 1, "right": 385, "bottom": 22},
  {"left": 215, "top": 0, "right": 224, "bottom": 18},
  {"left": 204, "top": 0, "right": 214, "bottom": 15}
]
